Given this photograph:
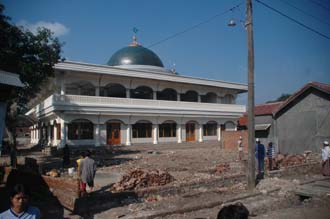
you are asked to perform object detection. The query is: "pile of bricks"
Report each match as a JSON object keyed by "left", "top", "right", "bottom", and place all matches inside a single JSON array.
[
  {"left": 111, "top": 168, "right": 174, "bottom": 192},
  {"left": 272, "top": 154, "right": 306, "bottom": 169},
  {"left": 214, "top": 163, "right": 230, "bottom": 175}
]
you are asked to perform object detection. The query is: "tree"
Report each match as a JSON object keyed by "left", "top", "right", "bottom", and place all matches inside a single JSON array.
[
  {"left": 266, "top": 93, "right": 291, "bottom": 103},
  {"left": 0, "top": 4, "right": 63, "bottom": 146}
]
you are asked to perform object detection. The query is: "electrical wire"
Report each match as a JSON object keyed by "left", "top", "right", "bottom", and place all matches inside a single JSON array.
[
  {"left": 147, "top": 2, "right": 244, "bottom": 48},
  {"left": 279, "top": 0, "right": 330, "bottom": 27},
  {"left": 255, "top": 0, "right": 330, "bottom": 40}
]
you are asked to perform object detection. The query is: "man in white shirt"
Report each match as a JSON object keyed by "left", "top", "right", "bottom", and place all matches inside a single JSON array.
[{"left": 321, "top": 141, "right": 330, "bottom": 176}]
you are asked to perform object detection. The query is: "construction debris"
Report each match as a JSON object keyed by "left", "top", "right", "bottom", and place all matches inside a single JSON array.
[
  {"left": 45, "top": 169, "right": 60, "bottom": 177},
  {"left": 214, "top": 163, "right": 230, "bottom": 175},
  {"left": 110, "top": 168, "right": 174, "bottom": 192}
]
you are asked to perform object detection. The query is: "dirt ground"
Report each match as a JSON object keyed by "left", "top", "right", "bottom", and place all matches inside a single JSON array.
[{"left": 1, "top": 141, "right": 329, "bottom": 219}]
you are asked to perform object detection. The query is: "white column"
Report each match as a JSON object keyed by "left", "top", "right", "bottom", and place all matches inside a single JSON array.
[
  {"left": 60, "top": 77, "right": 65, "bottom": 95},
  {"left": 95, "top": 87, "right": 100, "bottom": 96},
  {"left": 177, "top": 124, "right": 182, "bottom": 143},
  {"left": 217, "top": 124, "right": 221, "bottom": 142},
  {"left": 60, "top": 119, "right": 66, "bottom": 147},
  {"left": 53, "top": 123, "right": 58, "bottom": 145},
  {"left": 126, "top": 124, "right": 131, "bottom": 146},
  {"left": 198, "top": 124, "right": 203, "bottom": 142},
  {"left": 30, "top": 128, "right": 34, "bottom": 143},
  {"left": 177, "top": 93, "right": 180, "bottom": 101},
  {"left": 47, "top": 125, "right": 51, "bottom": 146},
  {"left": 36, "top": 126, "right": 39, "bottom": 143},
  {"left": 126, "top": 89, "right": 130, "bottom": 98},
  {"left": 95, "top": 124, "right": 100, "bottom": 146},
  {"left": 153, "top": 91, "right": 157, "bottom": 100},
  {"left": 152, "top": 124, "right": 158, "bottom": 144},
  {"left": 198, "top": 95, "right": 201, "bottom": 102}
]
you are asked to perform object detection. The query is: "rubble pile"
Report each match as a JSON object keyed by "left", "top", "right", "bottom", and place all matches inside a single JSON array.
[
  {"left": 111, "top": 168, "right": 174, "bottom": 191},
  {"left": 272, "top": 152, "right": 319, "bottom": 169},
  {"left": 256, "top": 177, "right": 299, "bottom": 196},
  {"left": 214, "top": 163, "right": 230, "bottom": 175}
]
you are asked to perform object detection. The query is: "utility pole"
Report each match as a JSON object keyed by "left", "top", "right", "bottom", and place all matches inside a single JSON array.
[{"left": 246, "top": 0, "right": 256, "bottom": 191}]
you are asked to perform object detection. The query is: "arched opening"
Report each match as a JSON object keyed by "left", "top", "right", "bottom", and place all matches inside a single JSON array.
[
  {"left": 181, "top": 90, "right": 198, "bottom": 102},
  {"left": 132, "top": 121, "right": 152, "bottom": 138},
  {"left": 223, "top": 94, "right": 235, "bottom": 104},
  {"left": 186, "top": 121, "right": 197, "bottom": 142},
  {"left": 66, "top": 82, "right": 95, "bottom": 96},
  {"left": 159, "top": 121, "right": 177, "bottom": 137},
  {"left": 68, "top": 119, "right": 94, "bottom": 140},
  {"left": 201, "top": 92, "right": 217, "bottom": 103},
  {"left": 131, "top": 86, "right": 153, "bottom": 99},
  {"left": 203, "top": 121, "right": 217, "bottom": 136},
  {"left": 224, "top": 121, "right": 236, "bottom": 131},
  {"left": 157, "top": 88, "right": 177, "bottom": 101},
  {"left": 101, "top": 83, "right": 126, "bottom": 98}
]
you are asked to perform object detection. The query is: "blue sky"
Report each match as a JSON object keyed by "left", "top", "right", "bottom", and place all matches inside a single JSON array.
[{"left": 2, "top": 0, "right": 330, "bottom": 104}]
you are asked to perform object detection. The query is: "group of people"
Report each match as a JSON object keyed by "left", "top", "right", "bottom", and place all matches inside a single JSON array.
[{"left": 62, "top": 144, "right": 97, "bottom": 195}]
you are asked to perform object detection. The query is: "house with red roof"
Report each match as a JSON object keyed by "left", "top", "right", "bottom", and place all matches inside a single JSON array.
[{"left": 238, "top": 81, "right": 330, "bottom": 154}]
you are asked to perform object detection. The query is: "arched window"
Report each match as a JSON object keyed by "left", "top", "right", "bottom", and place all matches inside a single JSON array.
[
  {"left": 101, "top": 83, "right": 126, "bottom": 98},
  {"left": 203, "top": 121, "right": 217, "bottom": 136},
  {"left": 131, "top": 86, "right": 153, "bottom": 99},
  {"left": 181, "top": 90, "right": 198, "bottom": 102},
  {"left": 224, "top": 121, "right": 236, "bottom": 131},
  {"left": 66, "top": 82, "right": 95, "bottom": 96},
  {"left": 201, "top": 92, "right": 217, "bottom": 103},
  {"left": 157, "top": 88, "right": 177, "bottom": 101},
  {"left": 159, "top": 121, "right": 177, "bottom": 137},
  {"left": 132, "top": 121, "right": 152, "bottom": 138},
  {"left": 68, "top": 119, "right": 94, "bottom": 140},
  {"left": 223, "top": 94, "right": 235, "bottom": 104}
]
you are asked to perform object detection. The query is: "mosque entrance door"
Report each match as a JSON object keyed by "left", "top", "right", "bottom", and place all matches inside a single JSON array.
[
  {"left": 107, "top": 123, "right": 121, "bottom": 145},
  {"left": 186, "top": 123, "right": 195, "bottom": 142}
]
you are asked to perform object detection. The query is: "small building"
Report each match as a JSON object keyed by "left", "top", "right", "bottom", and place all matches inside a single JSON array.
[
  {"left": 241, "top": 81, "right": 330, "bottom": 154},
  {"left": 26, "top": 36, "right": 247, "bottom": 148}
]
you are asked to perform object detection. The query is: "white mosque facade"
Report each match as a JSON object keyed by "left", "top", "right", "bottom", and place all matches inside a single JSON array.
[{"left": 27, "top": 38, "right": 247, "bottom": 147}]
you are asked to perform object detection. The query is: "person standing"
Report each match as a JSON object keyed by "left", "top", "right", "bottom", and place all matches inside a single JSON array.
[
  {"left": 267, "top": 142, "right": 275, "bottom": 171},
  {"left": 0, "top": 184, "right": 40, "bottom": 219},
  {"left": 321, "top": 141, "right": 330, "bottom": 176},
  {"left": 255, "top": 138, "right": 265, "bottom": 174},
  {"left": 76, "top": 151, "right": 86, "bottom": 195},
  {"left": 237, "top": 136, "right": 244, "bottom": 161},
  {"left": 79, "top": 150, "right": 97, "bottom": 192},
  {"left": 62, "top": 144, "right": 70, "bottom": 168}
]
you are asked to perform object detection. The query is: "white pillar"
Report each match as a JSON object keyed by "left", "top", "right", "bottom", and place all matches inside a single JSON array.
[
  {"left": 60, "top": 77, "right": 65, "bottom": 95},
  {"left": 126, "top": 89, "right": 130, "bottom": 98},
  {"left": 152, "top": 124, "right": 158, "bottom": 144},
  {"left": 177, "top": 124, "right": 182, "bottom": 143},
  {"left": 198, "top": 124, "right": 203, "bottom": 142},
  {"left": 30, "top": 128, "right": 34, "bottom": 143},
  {"left": 126, "top": 124, "right": 131, "bottom": 146},
  {"left": 47, "top": 125, "right": 51, "bottom": 146},
  {"left": 36, "top": 126, "right": 39, "bottom": 143},
  {"left": 95, "top": 124, "right": 100, "bottom": 146},
  {"left": 60, "top": 119, "right": 66, "bottom": 147},
  {"left": 95, "top": 87, "right": 100, "bottom": 96},
  {"left": 177, "top": 93, "right": 180, "bottom": 101},
  {"left": 217, "top": 124, "right": 221, "bottom": 142},
  {"left": 153, "top": 91, "right": 157, "bottom": 100},
  {"left": 53, "top": 123, "right": 58, "bottom": 145},
  {"left": 198, "top": 95, "right": 201, "bottom": 102}
]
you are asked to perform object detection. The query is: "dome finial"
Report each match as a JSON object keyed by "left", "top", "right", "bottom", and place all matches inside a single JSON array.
[{"left": 129, "top": 27, "right": 141, "bottom": 46}]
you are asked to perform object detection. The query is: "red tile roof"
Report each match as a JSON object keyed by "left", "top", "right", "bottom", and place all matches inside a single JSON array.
[
  {"left": 255, "top": 102, "right": 283, "bottom": 116},
  {"left": 274, "top": 81, "right": 330, "bottom": 115}
]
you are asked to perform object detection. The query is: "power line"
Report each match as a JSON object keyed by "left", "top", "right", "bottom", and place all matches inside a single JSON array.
[
  {"left": 308, "top": 0, "right": 330, "bottom": 12},
  {"left": 255, "top": 0, "right": 330, "bottom": 40},
  {"left": 147, "top": 2, "right": 244, "bottom": 48},
  {"left": 279, "top": 0, "right": 330, "bottom": 27}
]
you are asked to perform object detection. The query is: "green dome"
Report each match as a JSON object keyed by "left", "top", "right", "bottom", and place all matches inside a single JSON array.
[{"left": 107, "top": 45, "right": 164, "bottom": 67}]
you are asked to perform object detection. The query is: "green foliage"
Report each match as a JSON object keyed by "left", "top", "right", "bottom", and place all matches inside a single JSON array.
[
  {"left": 0, "top": 4, "right": 63, "bottom": 111},
  {"left": 266, "top": 93, "right": 291, "bottom": 103}
]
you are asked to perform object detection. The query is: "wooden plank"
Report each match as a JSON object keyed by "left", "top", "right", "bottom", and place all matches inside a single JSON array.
[
  {"left": 313, "top": 181, "right": 330, "bottom": 189},
  {"left": 294, "top": 184, "right": 330, "bottom": 197}
]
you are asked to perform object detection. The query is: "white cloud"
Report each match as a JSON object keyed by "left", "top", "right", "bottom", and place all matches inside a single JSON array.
[{"left": 17, "top": 20, "right": 70, "bottom": 37}]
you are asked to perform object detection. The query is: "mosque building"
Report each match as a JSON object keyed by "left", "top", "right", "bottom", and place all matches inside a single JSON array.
[{"left": 26, "top": 36, "right": 247, "bottom": 147}]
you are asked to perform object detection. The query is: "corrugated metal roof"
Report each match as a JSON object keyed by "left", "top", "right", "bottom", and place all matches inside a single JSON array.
[
  {"left": 255, "top": 123, "right": 271, "bottom": 131},
  {"left": 0, "top": 70, "right": 24, "bottom": 87}
]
